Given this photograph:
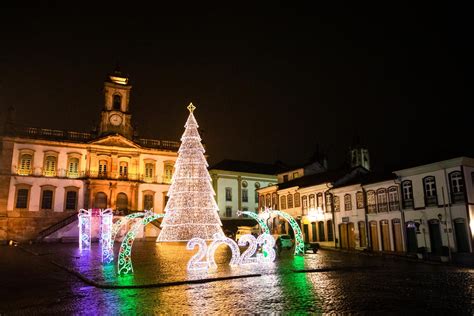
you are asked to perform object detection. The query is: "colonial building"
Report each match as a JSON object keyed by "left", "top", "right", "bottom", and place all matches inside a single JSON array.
[
  {"left": 394, "top": 157, "right": 474, "bottom": 257},
  {"left": 0, "top": 69, "right": 179, "bottom": 242},
  {"left": 208, "top": 159, "right": 279, "bottom": 219}
]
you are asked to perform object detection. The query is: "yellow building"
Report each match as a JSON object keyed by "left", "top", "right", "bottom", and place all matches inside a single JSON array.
[{"left": 0, "top": 69, "right": 179, "bottom": 242}]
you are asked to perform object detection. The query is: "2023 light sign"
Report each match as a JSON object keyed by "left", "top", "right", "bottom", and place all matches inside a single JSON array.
[{"left": 186, "top": 232, "right": 276, "bottom": 271}]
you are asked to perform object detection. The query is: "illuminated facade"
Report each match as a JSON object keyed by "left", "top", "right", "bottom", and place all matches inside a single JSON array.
[{"left": 0, "top": 69, "right": 178, "bottom": 242}]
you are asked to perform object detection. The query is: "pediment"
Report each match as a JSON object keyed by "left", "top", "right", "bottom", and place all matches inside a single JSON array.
[{"left": 89, "top": 134, "right": 141, "bottom": 149}]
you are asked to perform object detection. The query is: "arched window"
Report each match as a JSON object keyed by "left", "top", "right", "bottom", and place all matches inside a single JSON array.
[
  {"left": 388, "top": 186, "right": 400, "bottom": 211},
  {"left": 280, "top": 195, "right": 287, "bottom": 209},
  {"left": 302, "top": 196, "right": 308, "bottom": 213},
  {"left": 113, "top": 94, "right": 121, "bottom": 110},
  {"left": 317, "top": 193, "right": 323, "bottom": 209},
  {"left": 164, "top": 163, "right": 174, "bottom": 184},
  {"left": 41, "top": 189, "right": 54, "bottom": 210},
  {"left": 344, "top": 194, "right": 352, "bottom": 211},
  {"left": 94, "top": 192, "right": 107, "bottom": 208},
  {"left": 287, "top": 194, "right": 293, "bottom": 208},
  {"left": 144, "top": 192, "right": 154, "bottom": 210},
  {"left": 367, "top": 190, "right": 376, "bottom": 213},
  {"left": 68, "top": 157, "right": 79, "bottom": 177},
  {"left": 99, "top": 160, "right": 108, "bottom": 177},
  {"left": 271, "top": 193, "right": 278, "bottom": 209},
  {"left": 19, "top": 154, "right": 33, "bottom": 175},
  {"left": 423, "top": 176, "right": 437, "bottom": 206},
  {"left": 309, "top": 194, "right": 315, "bottom": 208},
  {"left": 401, "top": 180, "right": 413, "bottom": 208},
  {"left": 145, "top": 163, "right": 154, "bottom": 182},
  {"left": 325, "top": 193, "right": 333, "bottom": 212},
  {"left": 377, "top": 188, "right": 388, "bottom": 212},
  {"left": 333, "top": 195, "right": 340, "bottom": 212},
  {"left": 294, "top": 193, "right": 301, "bottom": 208},
  {"left": 356, "top": 191, "right": 364, "bottom": 209},
  {"left": 65, "top": 188, "right": 78, "bottom": 211},
  {"left": 119, "top": 161, "right": 128, "bottom": 179},
  {"left": 265, "top": 194, "right": 271, "bottom": 207},
  {"left": 116, "top": 193, "right": 128, "bottom": 210},
  {"left": 449, "top": 171, "right": 464, "bottom": 203},
  {"left": 43, "top": 156, "right": 57, "bottom": 176}
]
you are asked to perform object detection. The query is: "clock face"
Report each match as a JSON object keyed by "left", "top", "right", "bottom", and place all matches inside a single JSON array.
[{"left": 109, "top": 114, "right": 123, "bottom": 126}]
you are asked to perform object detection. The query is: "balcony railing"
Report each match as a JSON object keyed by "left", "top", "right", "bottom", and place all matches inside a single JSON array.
[
  {"left": 451, "top": 192, "right": 465, "bottom": 204},
  {"left": 402, "top": 199, "right": 413, "bottom": 209},
  {"left": 425, "top": 196, "right": 438, "bottom": 207},
  {"left": 368, "top": 204, "right": 377, "bottom": 214},
  {"left": 377, "top": 203, "right": 388, "bottom": 213},
  {"left": 389, "top": 201, "right": 400, "bottom": 211}
]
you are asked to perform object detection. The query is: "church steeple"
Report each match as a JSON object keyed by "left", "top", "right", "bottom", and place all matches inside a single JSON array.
[
  {"left": 98, "top": 67, "right": 134, "bottom": 139},
  {"left": 349, "top": 135, "right": 370, "bottom": 170}
]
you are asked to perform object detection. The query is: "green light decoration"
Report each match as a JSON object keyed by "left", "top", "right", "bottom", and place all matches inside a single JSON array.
[
  {"left": 118, "top": 213, "right": 164, "bottom": 275},
  {"left": 236, "top": 210, "right": 270, "bottom": 234},
  {"left": 111, "top": 212, "right": 147, "bottom": 243},
  {"left": 270, "top": 209, "right": 305, "bottom": 256}
]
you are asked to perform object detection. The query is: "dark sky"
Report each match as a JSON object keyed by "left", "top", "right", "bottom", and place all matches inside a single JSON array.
[{"left": 0, "top": 4, "right": 472, "bottom": 172}]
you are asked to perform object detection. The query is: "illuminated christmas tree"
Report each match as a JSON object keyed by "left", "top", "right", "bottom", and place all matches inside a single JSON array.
[{"left": 157, "top": 103, "right": 223, "bottom": 242}]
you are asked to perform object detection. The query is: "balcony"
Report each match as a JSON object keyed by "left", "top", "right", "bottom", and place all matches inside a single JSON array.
[
  {"left": 451, "top": 192, "right": 465, "bottom": 204},
  {"left": 425, "top": 196, "right": 438, "bottom": 207},
  {"left": 402, "top": 199, "right": 413, "bottom": 209},
  {"left": 377, "top": 203, "right": 388, "bottom": 213},
  {"left": 368, "top": 205, "right": 377, "bottom": 214},
  {"left": 389, "top": 201, "right": 400, "bottom": 211}
]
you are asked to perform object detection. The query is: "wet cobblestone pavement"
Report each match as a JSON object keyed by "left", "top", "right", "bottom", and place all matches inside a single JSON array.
[{"left": 1, "top": 242, "right": 473, "bottom": 314}]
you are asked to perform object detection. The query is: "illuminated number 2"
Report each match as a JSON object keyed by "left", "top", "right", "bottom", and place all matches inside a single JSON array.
[
  {"left": 238, "top": 234, "right": 258, "bottom": 265},
  {"left": 186, "top": 238, "right": 209, "bottom": 270}
]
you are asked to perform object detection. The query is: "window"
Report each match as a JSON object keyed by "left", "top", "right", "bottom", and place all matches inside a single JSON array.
[
  {"left": 302, "top": 196, "right": 308, "bottom": 213},
  {"left": 65, "top": 191, "right": 78, "bottom": 211},
  {"left": 116, "top": 193, "right": 128, "bottom": 211},
  {"left": 377, "top": 188, "right": 388, "bottom": 212},
  {"left": 281, "top": 195, "right": 287, "bottom": 209},
  {"left": 99, "top": 160, "right": 108, "bottom": 177},
  {"left": 164, "top": 163, "right": 174, "bottom": 184},
  {"left": 356, "top": 191, "right": 364, "bottom": 209},
  {"left": 265, "top": 194, "right": 271, "bottom": 207},
  {"left": 401, "top": 180, "right": 413, "bottom": 208},
  {"left": 15, "top": 188, "right": 29, "bottom": 209},
  {"left": 283, "top": 175, "right": 288, "bottom": 182},
  {"left": 272, "top": 193, "right": 278, "bottom": 209},
  {"left": 258, "top": 195, "right": 264, "bottom": 209},
  {"left": 287, "top": 194, "right": 294, "bottom": 208},
  {"left": 449, "top": 171, "right": 464, "bottom": 203},
  {"left": 119, "top": 161, "right": 128, "bottom": 179},
  {"left": 94, "top": 192, "right": 107, "bottom": 208},
  {"left": 294, "top": 193, "right": 301, "bottom": 208},
  {"left": 309, "top": 194, "right": 315, "bottom": 208},
  {"left": 334, "top": 195, "right": 340, "bottom": 212},
  {"left": 41, "top": 190, "right": 54, "bottom": 210},
  {"left": 293, "top": 172, "right": 299, "bottom": 179},
  {"left": 423, "top": 176, "right": 437, "bottom": 206},
  {"left": 225, "top": 207, "right": 232, "bottom": 217},
  {"left": 144, "top": 193, "right": 154, "bottom": 210},
  {"left": 43, "top": 155, "right": 57, "bottom": 177},
  {"left": 316, "top": 193, "right": 324, "bottom": 209},
  {"left": 388, "top": 186, "right": 400, "bottom": 211},
  {"left": 68, "top": 157, "right": 79, "bottom": 178},
  {"left": 18, "top": 153, "right": 33, "bottom": 175},
  {"left": 242, "top": 189, "right": 248, "bottom": 202},
  {"left": 367, "top": 190, "right": 376, "bottom": 213},
  {"left": 225, "top": 187, "right": 232, "bottom": 201},
  {"left": 325, "top": 193, "right": 332, "bottom": 212},
  {"left": 344, "top": 194, "right": 352, "bottom": 211},
  {"left": 113, "top": 94, "right": 121, "bottom": 110},
  {"left": 145, "top": 163, "right": 154, "bottom": 181}
]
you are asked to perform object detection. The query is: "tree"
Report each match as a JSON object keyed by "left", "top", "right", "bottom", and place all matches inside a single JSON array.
[{"left": 157, "top": 103, "right": 223, "bottom": 242}]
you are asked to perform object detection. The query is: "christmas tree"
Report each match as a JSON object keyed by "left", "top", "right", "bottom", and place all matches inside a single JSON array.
[{"left": 157, "top": 103, "right": 223, "bottom": 242}]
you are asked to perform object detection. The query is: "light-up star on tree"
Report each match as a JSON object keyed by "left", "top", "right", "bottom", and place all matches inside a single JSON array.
[{"left": 157, "top": 103, "right": 223, "bottom": 242}]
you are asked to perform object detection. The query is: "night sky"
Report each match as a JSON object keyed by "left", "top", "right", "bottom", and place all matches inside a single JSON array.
[{"left": 0, "top": 4, "right": 472, "bottom": 172}]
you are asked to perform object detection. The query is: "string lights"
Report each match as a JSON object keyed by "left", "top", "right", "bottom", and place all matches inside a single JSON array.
[
  {"left": 157, "top": 103, "right": 223, "bottom": 242},
  {"left": 78, "top": 209, "right": 91, "bottom": 252},
  {"left": 100, "top": 208, "right": 114, "bottom": 264}
]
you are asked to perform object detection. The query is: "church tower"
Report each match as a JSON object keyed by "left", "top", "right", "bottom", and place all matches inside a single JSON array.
[
  {"left": 349, "top": 136, "right": 370, "bottom": 170},
  {"left": 98, "top": 68, "right": 134, "bottom": 139}
]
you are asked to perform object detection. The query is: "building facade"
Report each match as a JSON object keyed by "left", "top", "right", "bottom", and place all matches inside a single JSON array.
[{"left": 0, "top": 69, "right": 179, "bottom": 242}]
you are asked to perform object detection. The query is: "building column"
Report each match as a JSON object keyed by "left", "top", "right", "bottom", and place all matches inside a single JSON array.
[{"left": 237, "top": 176, "right": 242, "bottom": 211}]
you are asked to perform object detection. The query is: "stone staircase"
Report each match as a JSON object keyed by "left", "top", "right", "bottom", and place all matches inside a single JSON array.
[{"left": 34, "top": 212, "right": 78, "bottom": 242}]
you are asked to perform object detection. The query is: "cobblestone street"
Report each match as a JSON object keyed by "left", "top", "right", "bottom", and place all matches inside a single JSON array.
[{"left": 1, "top": 242, "right": 473, "bottom": 314}]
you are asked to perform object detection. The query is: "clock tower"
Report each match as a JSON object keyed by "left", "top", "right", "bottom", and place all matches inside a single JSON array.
[{"left": 98, "top": 68, "right": 134, "bottom": 139}]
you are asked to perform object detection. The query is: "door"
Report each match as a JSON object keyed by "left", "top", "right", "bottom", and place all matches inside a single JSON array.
[
  {"left": 318, "top": 221, "right": 325, "bottom": 241},
  {"left": 303, "top": 224, "right": 310, "bottom": 243},
  {"left": 327, "top": 220, "right": 334, "bottom": 241},
  {"left": 348, "top": 222, "right": 356, "bottom": 249},
  {"left": 392, "top": 219, "right": 404, "bottom": 252},
  {"left": 380, "top": 220, "right": 391, "bottom": 251},
  {"left": 370, "top": 221, "right": 379, "bottom": 251},
  {"left": 406, "top": 222, "right": 418, "bottom": 253},
  {"left": 339, "top": 223, "right": 348, "bottom": 249},
  {"left": 311, "top": 222, "right": 317, "bottom": 242},
  {"left": 358, "top": 221, "right": 367, "bottom": 248},
  {"left": 428, "top": 219, "right": 443, "bottom": 255},
  {"left": 454, "top": 218, "right": 470, "bottom": 253}
]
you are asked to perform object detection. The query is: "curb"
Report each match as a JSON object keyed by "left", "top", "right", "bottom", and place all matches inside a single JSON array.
[{"left": 50, "top": 260, "right": 262, "bottom": 289}]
